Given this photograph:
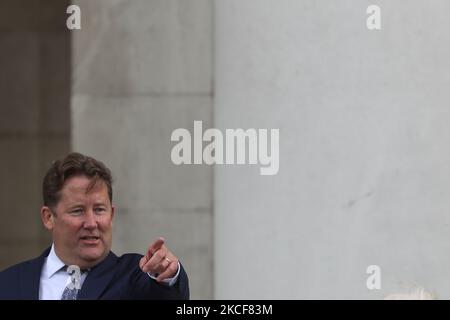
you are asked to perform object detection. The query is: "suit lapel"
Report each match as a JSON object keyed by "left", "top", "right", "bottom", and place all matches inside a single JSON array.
[
  {"left": 77, "top": 251, "right": 118, "bottom": 299},
  {"left": 19, "top": 247, "right": 50, "bottom": 299}
]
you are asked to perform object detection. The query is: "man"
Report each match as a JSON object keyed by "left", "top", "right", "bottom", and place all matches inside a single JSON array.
[{"left": 0, "top": 152, "right": 189, "bottom": 299}]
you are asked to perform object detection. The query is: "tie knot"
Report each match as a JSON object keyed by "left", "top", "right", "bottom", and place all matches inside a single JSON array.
[{"left": 63, "top": 265, "right": 89, "bottom": 273}]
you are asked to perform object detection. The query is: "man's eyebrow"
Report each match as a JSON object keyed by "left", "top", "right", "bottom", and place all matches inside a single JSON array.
[
  {"left": 67, "top": 204, "right": 84, "bottom": 210},
  {"left": 93, "top": 202, "right": 107, "bottom": 206}
]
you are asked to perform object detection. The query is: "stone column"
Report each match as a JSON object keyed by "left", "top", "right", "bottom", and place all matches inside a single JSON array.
[
  {"left": 215, "top": 0, "right": 450, "bottom": 298},
  {"left": 0, "top": 0, "right": 71, "bottom": 269},
  {"left": 71, "top": 0, "right": 213, "bottom": 298}
]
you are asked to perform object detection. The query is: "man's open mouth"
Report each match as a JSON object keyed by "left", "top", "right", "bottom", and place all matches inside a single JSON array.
[{"left": 80, "top": 236, "right": 100, "bottom": 240}]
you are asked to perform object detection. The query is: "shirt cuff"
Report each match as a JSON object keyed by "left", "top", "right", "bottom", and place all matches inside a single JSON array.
[{"left": 147, "top": 261, "right": 180, "bottom": 286}]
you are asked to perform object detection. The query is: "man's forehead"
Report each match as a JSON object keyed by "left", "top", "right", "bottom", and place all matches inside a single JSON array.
[{"left": 61, "top": 176, "right": 108, "bottom": 195}]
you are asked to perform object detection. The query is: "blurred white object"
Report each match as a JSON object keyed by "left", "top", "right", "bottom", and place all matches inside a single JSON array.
[{"left": 384, "top": 287, "right": 435, "bottom": 300}]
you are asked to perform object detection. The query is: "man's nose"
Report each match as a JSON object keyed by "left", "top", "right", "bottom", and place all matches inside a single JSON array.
[{"left": 83, "top": 210, "right": 98, "bottom": 229}]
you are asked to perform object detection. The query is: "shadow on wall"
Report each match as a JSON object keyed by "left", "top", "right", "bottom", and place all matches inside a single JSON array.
[{"left": 0, "top": 0, "right": 71, "bottom": 269}]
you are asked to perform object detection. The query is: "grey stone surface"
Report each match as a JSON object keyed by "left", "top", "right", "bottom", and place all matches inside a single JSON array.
[
  {"left": 0, "top": 0, "right": 69, "bottom": 32},
  {"left": 39, "top": 32, "right": 71, "bottom": 134},
  {"left": 72, "top": 0, "right": 212, "bottom": 95},
  {"left": 215, "top": 0, "right": 450, "bottom": 299},
  {"left": 71, "top": 94, "right": 212, "bottom": 212},
  {"left": 0, "top": 2, "right": 71, "bottom": 272},
  {"left": 71, "top": 0, "right": 213, "bottom": 299},
  {"left": 0, "top": 32, "right": 39, "bottom": 134},
  {"left": 38, "top": 134, "right": 71, "bottom": 177},
  {"left": 0, "top": 137, "right": 41, "bottom": 243}
]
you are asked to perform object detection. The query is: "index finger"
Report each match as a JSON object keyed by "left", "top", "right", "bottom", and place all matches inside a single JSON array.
[{"left": 146, "top": 237, "right": 165, "bottom": 258}]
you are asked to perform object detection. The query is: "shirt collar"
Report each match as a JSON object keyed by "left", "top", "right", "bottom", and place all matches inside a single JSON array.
[{"left": 43, "top": 244, "right": 66, "bottom": 279}]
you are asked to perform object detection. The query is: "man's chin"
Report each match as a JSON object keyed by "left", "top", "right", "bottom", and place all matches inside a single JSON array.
[{"left": 78, "top": 247, "right": 108, "bottom": 265}]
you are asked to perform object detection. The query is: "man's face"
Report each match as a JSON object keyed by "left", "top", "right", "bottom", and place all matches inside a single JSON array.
[{"left": 41, "top": 175, "right": 115, "bottom": 269}]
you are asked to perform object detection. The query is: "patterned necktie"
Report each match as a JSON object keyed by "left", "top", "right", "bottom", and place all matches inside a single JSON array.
[
  {"left": 60, "top": 266, "right": 83, "bottom": 300},
  {"left": 61, "top": 284, "right": 79, "bottom": 300}
]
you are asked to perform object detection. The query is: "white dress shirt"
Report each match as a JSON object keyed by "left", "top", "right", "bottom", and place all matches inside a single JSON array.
[
  {"left": 39, "top": 245, "right": 88, "bottom": 300},
  {"left": 39, "top": 244, "right": 180, "bottom": 300}
]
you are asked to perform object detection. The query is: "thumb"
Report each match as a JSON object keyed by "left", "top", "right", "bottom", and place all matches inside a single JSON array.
[{"left": 139, "top": 255, "right": 147, "bottom": 270}]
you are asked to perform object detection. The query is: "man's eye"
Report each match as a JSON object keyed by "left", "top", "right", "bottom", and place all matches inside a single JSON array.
[
  {"left": 95, "top": 208, "right": 106, "bottom": 214},
  {"left": 70, "top": 209, "right": 83, "bottom": 215}
]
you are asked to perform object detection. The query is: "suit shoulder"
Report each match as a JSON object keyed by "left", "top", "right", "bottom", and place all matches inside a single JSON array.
[
  {"left": 0, "top": 248, "right": 49, "bottom": 278},
  {"left": 0, "top": 259, "right": 32, "bottom": 277},
  {"left": 0, "top": 259, "right": 34, "bottom": 295},
  {"left": 110, "top": 253, "right": 143, "bottom": 268},
  {"left": 114, "top": 253, "right": 143, "bottom": 268}
]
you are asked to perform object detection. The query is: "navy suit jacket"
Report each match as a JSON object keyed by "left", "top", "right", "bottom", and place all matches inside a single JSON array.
[{"left": 0, "top": 247, "right": 189, "bottom": 300}]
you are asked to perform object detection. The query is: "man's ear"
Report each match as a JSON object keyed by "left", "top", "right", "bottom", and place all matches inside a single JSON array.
[
  {"left": 41, "top": 206, "right": 54, "bottom": 231},
  {"left": 111, "top": 205, "right": 115, "bottom": 223}
]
